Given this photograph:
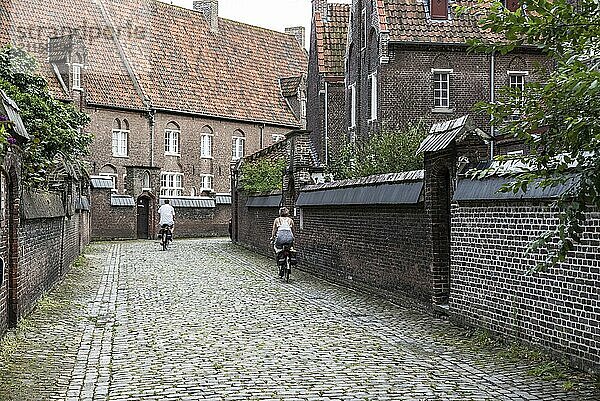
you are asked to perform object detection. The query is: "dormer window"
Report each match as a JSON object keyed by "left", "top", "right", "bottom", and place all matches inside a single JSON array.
[
  {"left": 430, "top": 0, "right": 448, "bottom": 20},
  {"left": 72, "top": 63, "right": 83, "bottom": 90}
]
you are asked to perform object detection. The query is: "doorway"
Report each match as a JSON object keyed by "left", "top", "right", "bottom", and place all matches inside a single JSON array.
[{"left": 137, "top": 196, "right": 150, "bottom": 239}]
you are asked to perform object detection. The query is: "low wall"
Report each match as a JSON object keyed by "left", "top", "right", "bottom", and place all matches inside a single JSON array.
[
  {"left": 171, "top": 204, "right": 230, "bottom": 238},
  {"left": 90, "top": 191, "right": 136, "bottom": 240},
  {"left": 236, "top": 192, "right": 281, "bottom": 257},
  {"left": 451, "top": 187, "right": 600, "bottom": 373}
]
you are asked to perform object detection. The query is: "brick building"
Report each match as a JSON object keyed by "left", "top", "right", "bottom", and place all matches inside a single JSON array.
[
  {"left": 307, "top": 0, "right": 351, "bottom": 165},
  {"left": 1, "top": 0, "right": 308, "bottom": 238},
  {"left": 314, "top": 0, "right": 549, "bottom": 159}
]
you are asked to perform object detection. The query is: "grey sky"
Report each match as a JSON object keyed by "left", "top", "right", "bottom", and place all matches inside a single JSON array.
[{"left": 159, "top": 0, "right": 352, "bottom": 47}]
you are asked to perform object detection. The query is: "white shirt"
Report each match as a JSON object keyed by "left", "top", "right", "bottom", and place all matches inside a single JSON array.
[{"left": 158, "top": 203, "right": 175, "bottom": 225}]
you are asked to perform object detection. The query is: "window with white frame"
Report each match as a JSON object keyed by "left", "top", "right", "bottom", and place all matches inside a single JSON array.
[
  {"left": 272, "top": 134, "right": 285, "bottom": 144},
  {"left": 200, "top": 127, "right": 213, "bottom": 158},
  {"left": 164, "top": 122, "right": 180, "bottom": 156},
  {"left": 349, "top": 83, "right": 357, "bottom": 128},
  {"left": 368, "top": 73, "right": 377, "bottom": 121},
  {"left": 508, "top": 71, "right": 527, "bottom": 94},
  {"left": 200, "top": 174, "right": 214, "bottom": 192},
  {"left": 111, "top": 118, "right": 129, "bottom": 157},
  {"left": 72, "top": 63, "right": 82, "bottom": 90},
  {"left": 160, "top": 172, "right": 183, "bottom": 196},
  {"left": 232, "top": 130, "right": 245, "bottom": 160},
  {"left": 433, "top": 69, "right": 452, "bottom": 109}
]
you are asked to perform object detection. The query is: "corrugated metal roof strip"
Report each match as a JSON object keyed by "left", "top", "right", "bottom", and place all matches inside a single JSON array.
[
  {"left": 453, "top": 176, "right": 578, "bottom": 201},
  {"left": 90, "top": 176, "right": 114, "bottom": 189},
  {"left": 246, "top": 195, "right": 282, "bottom": 208},
  {"left": 303, "top": 170, "right": 424, "bottom": 192},
  {"left": 296, "top": 182, "right": 424, "bottom": 207},
  {"left": 215, "top": 194, "right": 232, "bottom": 205},
  {"left": 1, "top": 90, "right": 30, "bottom": 139},
  {"left": 111, "top": 195, "right": 135, "bottom": 207},
  {"left": 160, "top": 197, "right": 216, "bottom": 208}
]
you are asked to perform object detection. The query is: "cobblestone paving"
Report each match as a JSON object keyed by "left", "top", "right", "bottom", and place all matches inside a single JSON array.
[{"left": 0, "top": 238, "right": 598, "bottom": 401}]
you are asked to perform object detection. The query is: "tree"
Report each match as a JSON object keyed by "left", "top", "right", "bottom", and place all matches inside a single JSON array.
[
  {"left": 463, "top": 0, "right": 600, "bottom": 269},
  {"left": 0, "top": 46, "right": 92, "bottom": 187},
  {"left": 240, "top": 158, "right": 287, "bottom": 193},
  {"left": 328, "top": 123, "right": 426, "bottom": 180}
]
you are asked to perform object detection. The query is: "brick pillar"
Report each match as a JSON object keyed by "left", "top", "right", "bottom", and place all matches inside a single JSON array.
[
  {"left": 424, "top": 148, "right": 455, "bottom": 305},
  {"left": 283, "top": 130, "right": 313, "bottom": 209},
  {"left": 8, "top": 196, "right": 19, "bottom": 326}
]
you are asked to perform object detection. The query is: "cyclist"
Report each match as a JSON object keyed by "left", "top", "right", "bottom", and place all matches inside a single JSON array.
[
  {"left": 158, "top": 199, "right": 175, "bottom": 239},
  {"left": 270, "top": 207, "right": 295, "bottom": 275}
]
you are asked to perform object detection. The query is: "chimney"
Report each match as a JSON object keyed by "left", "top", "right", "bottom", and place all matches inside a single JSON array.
[
  {"left": 312, "top": 0, "right": 328, "bottom": 21},
  {"left": 193, "top": 0, "right": 219, "bottom": 33},
  {"left": 285, "top": 27, "right": 306, "bottom": 49}
]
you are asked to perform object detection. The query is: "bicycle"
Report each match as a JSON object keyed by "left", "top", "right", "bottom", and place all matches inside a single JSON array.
[
  {"left": 159, "top": 224, "right": 173, "bottom": 251},
  {"left": 276, "top": 244, "right": 297, "bottom": 283}
]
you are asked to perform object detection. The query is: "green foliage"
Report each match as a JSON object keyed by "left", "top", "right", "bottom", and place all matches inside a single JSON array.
[
  {"left": 0, "top": 46, "right": 92, "bottom": 187},
  {"left": 240, "top": 158, "right": 286, "bottom": 194},
  {"left": 327, "top": 123, "right": 426, "bottom": 179},
  {"left": 463, "top": 0, "right": 600, "bottom": 270}
]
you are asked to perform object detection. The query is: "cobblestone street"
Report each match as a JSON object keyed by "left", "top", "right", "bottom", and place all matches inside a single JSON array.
[{"left": 0, "top": 238, "right": 597, "bottom": 401}]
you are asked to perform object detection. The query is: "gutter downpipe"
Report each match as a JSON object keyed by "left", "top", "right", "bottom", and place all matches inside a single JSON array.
[
  {"left": 490, "top": 51, "right": 495, "bottom": 158},
  {"left": 149, "top": 109, "right": 156, "bottom": 167},
  {"left": 324, "top": 80, "right": 329, "bottom": 165}
]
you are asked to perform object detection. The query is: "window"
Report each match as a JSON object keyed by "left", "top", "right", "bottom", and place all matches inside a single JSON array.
[
  {"left": 430, "top": 0, "right": 448, "bottom": 20},
  {"left": 200, "top": 127, "right": 213, "bottom": 158},
  {"left": 349, "top": 83, "right": 357, "bottom": 128},
  {"left": 200, "top": 174, "right": 214, "bottom": 192},
  {"left": 164, "top": 122, "right": 180, "bottom": 156},
  {"left": 160, "top": 172, "right": 183, "bottom": 196},
  {"left": 433, "top": 69, "right": 452, "bottom": 109},
  {"left": 72, "top": 63, "right": 82, "bottom": 90},
  {"left": 368, "top": 73, "right": 377, "bottom": 121},
  {"left": 300, "top": 98, "right": 307, "bottom": 121},
  {"left": 232, "top": 130, "right": 245, "bottom": 160},
  {"left": 142, "top": 171, "right": 151, "bottom": 190},
  {"left": 112, "top": 118, "right": 129, "bottom": 157},
  {"left": 508, "top": 71, "right": 527, "bottom": 93},
  {"left": 272, "top": 134, "right": 285, "bottom": 143}
]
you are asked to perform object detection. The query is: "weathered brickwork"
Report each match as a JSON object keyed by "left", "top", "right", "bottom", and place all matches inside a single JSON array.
[
  {"left": 90, "top": 190, "right": 136, "bottom": 240},
  {"left": 170, "top": 204, "right": 229, "bottom": 238},
  {"left": 297, "top": 205, "right": 431, "bottom": 302},
  {"left": 235, "top": 192, "right": 280, "bottom": 258},
  {"left": 451, "top": 202, "right": 600, "bottom": 373}
]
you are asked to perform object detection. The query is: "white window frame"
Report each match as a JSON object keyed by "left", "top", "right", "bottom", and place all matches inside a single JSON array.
[
  {"left": 200, "top": 133, "right": 213, "bottom": 158},
  {"left": 200, "top": 174, "right": 214, "bottom": 192},
  {"left": 508, "top": 71, "right": 528, "bottom": 93},
  {"left": 160, "top": 172, "right": 183, "bottom": 197},
  {"left": 164, "top": 128, "right": 180, "bottom": 156},
  {"left": 432, "top": 68, "right": 453, "bottom": 110},
  {"left": 368, "top": 73, "right": 377, "bottom": 122},
  {"left": 72, "top": 63, "right": 82, "bottom": 90},
  {"left": 349, "top": 83, "right": 357, "bottom": 128},
  {"left": 232, "top": 136, "right": 245, "bottom": 160},
  {"left": 112, "top": 129, "right": 129, "bottom": 157},
  {"left": 272, "top": 134, "right": 285, "bottom": 144}
]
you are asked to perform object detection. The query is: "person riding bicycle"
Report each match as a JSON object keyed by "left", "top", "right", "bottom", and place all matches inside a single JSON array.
[
  {"left": 270, "top": 206, "right": 295, "bottom": 253},
  {"left": 158, "top": 199, "right": 175, "bottom": 240}
]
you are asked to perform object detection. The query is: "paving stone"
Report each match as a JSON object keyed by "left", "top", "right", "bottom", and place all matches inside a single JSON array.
[{"left": 0, "top": 239, "right": 598, "bottom": 400}]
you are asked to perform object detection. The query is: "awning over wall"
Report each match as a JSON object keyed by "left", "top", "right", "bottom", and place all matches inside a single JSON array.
[
  {"left": 215, "top": 194, "right": 232, "bottom": 205},
  {"left": 453, "top": 177, "right": 576, "bottom": 201},
  {"left": 296, "top": 182, "right": 424, "bottom": 207},
  {"left": 90, "top": 176, "right": 114, "bottom": 189},
  {"left": 246, "top": 194, "right": 282, "bottom": 208}
]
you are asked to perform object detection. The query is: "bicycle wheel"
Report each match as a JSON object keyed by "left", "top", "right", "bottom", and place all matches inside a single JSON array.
[
  {"left": 162, "top": 234, "right": 168, "bottom": 251},
  {"left": 284, "top": 258, "right": 290, "bottom": 282}
]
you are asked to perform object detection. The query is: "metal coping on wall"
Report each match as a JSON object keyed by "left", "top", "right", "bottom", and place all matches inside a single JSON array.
[
  {"left": 90, "top": 176, "right": 115, "bottom": 189},
  {"left": 246, "top": 195, "right": 283, "bottom": 208},
  {"left": 160, "top": 197, "right": 216, "bottom": 208},
  {"left": 111, "top": 195, "right": 135, "bottom": 207},
  {"left": 215, "top": 194, "right": 232, "bottom": 205},
  {"left": 295, "top": 182, "right": 424, "bottom": 207},
  {"left": 453, "top": 176, "right": 577, "bottom": 201}
]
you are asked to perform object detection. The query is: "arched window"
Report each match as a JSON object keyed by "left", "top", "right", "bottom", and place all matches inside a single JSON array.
[
  {"left": 231, "top": 129, "right": 245, "bottom": 160},
  {"left": 112, "top": 118, "right": 129, "bottom": 157},
  {"left": 142, "top": 171, "right": 151, "bottom": 190},
  {"left": 165, "top": 121, "right": 180, "bottom": 156},
  {"left": 99, "top": 164, "right": 118, "bottom": 191},
  {"left": 200, "top": 125, "right": 213, "bottom": 158}
]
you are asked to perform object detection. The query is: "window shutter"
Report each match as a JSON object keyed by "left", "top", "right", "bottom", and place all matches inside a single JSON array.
[
  {"left": 430, "top": 0, "right": 448, "bottom": 20},
  {"left": 506, "top": 0, "right": 520, "bottom": 12}
]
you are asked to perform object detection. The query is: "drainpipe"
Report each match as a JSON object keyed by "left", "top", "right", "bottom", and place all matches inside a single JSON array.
[
  {"left": 260, "top": 123, "right": 265, "bottom": 149},
  {"left": 490, "top": 52, "right": 496, "bottom": 158},
  {"left": 324, "top": 80, "right": 329, "bottom": 165},
  {"left": 149, "top": 109, "right": 156, "bottom": 167}
]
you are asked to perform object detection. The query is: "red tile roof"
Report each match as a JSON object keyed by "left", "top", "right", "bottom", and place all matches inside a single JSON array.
[
  {"left": 1, "top": 0, "right": 308, "bottom": 126},
  {"left": 315, "top": 3, "right": 350, "bottom": 76},
  {"left": 382, "top": 0, "right": 502, "bottom": 44}
]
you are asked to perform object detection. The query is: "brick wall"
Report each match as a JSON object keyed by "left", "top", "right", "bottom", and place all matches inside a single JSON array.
[
  {"left": 170, "top": 204, "right": 229, "bottom": 238},
  {"left": 90, "top": 189, "right": 136, "bottom": 240},
  {"left": 297, "top": 204, "right": 431, "bottom": 302},
  {"left": 235, "top": 191, "right": 280, "bottom": 258},
  {"left": 451, "top": 201, "right": 600, "bottom": 373}
]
